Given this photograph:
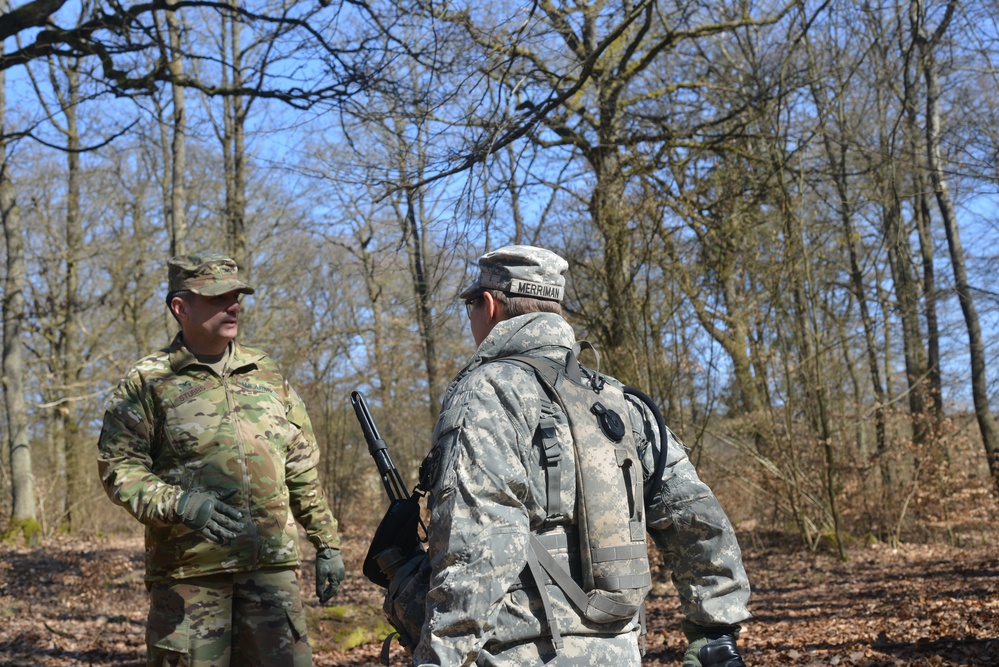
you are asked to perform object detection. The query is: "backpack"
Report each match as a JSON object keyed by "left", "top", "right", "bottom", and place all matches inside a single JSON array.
[{"left": 493, "top": 341, "right": 657, "bottom": 650}]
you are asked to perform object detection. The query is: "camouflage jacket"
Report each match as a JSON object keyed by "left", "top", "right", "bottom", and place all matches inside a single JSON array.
[
  {"left": 97, "top": 334, "right": 340, "bottom": 582},
  {"left": 412, "top": 313, "right": 751, "bottom": 666}
]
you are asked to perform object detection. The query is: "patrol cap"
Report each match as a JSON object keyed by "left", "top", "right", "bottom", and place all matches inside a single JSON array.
[
  {"left": 167, "top": 253, "right": 255, "bottom": 297},
  {"left": 459, "top": 245, "right": 567, "bottom": 303}
]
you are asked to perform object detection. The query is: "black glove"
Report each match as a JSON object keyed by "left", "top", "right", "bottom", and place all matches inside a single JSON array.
[
  {"left": 316, "top": 548, "right": 345, "bottom": 604},
  {"left": 176, "top": 488, "right": 244, "bottom": 544},
  {"left": 684, "top": 634, "right": 745, "bottom": 667},
  {"left": 682, "top": 623, "right": 746, "bottom": 667}
]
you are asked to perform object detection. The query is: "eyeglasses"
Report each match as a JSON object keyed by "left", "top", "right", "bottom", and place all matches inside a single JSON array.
[{"left": 464, "top": 294, "right": 482, "bottom": 319}]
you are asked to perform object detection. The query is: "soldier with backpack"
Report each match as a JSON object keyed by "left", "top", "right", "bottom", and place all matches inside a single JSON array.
[{"left": 388, "top": 245, "right": 751, "bottom": 666}]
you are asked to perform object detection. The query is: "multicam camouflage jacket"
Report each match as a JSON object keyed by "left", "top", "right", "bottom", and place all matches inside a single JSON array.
[
  {"left": 411, "top": 313, "right": 751, "bottom": 666},
  {"left": 97, "top": 334, "right": 340, "bottom": 582}
]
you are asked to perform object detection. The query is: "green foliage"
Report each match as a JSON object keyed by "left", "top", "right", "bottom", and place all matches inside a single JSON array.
[
  {"left": 2, "top": 517, "right": 42, "bottom": 547},
  {"left": 813, "top": 528, "right": 860, "bottom": 557},
  {"left": 306, "top": 602, "right": 396, "bottom": 652}
]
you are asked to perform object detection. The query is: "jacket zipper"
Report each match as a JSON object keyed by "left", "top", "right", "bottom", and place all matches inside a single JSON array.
[{"left": 224, "top": 368, "right": 259, "bottom": 570}]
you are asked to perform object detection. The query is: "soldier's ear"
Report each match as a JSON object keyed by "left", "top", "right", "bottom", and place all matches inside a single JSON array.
[
  {"left": 169, "top": 295, "right": 188, "bottom": 322},
  {"left": 483, "top": 292, "right": 504, "bottom": 323}
]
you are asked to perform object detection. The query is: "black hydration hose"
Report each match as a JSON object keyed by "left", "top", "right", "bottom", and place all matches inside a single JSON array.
[{"left": 623, "top": 385, "right": 669, "bottom": 505}]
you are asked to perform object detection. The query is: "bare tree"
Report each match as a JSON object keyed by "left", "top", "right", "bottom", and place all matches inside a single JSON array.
[
  {"left": 0, "top": 0, "right": 382, "bottom": 107},
  {"left": 17, "top": 34, "right": 91, "bottom": 529},
  {"left": 164, "top": 0, "right": 188, "bottom": 256},
  {"left": 0, "top": 64, "right": 38, "bottom": 543},
  {"left": 911, "top": 0, "right": 999, "bottom": 492},
  {"left": 217, "top": 0, "right": 248, "bottom": 267},
  {"left": 363, "top": 1, "right": 800, "bottom": 383}
]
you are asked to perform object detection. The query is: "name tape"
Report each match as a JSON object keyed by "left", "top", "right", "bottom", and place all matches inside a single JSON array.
[{"left": 510, "top": 279, "right": 563, "bottom": 301}]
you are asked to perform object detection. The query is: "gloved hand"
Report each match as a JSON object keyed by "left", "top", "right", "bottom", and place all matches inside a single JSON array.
[
  {"left": 176, "top": 488, "right": 244, "bottom": 544},
  {"left": 682, "top": 624, "right": 746, "bottom": 667},
  {"left": 316, "top": 548, "right": 345, "bottom": 604}
]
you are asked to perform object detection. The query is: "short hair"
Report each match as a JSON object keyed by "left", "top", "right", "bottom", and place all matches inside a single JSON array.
[{"left": 486, "top": 289, "right": 562, "bottom": 317}]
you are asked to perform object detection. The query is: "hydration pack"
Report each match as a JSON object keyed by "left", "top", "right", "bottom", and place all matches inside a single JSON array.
[{"left": 495, "top": 341, "right": 656, "bottom": 649}]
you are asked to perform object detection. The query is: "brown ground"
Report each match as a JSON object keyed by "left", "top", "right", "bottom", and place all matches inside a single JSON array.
[{"left": 0, "top": 532, "right": 995, "bottom": 666}]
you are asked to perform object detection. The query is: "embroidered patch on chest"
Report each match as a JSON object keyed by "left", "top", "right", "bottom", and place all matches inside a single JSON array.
[
  {"left": 176, "top": 385, "right": 208, "bottom": 403},
  {"left": 235, "top": 380, "right": 276, "bottom": 395}
]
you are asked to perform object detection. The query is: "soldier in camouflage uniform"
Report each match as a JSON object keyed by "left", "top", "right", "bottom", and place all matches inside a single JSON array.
[
  {"left": 399, "top": 246, "right": 751, "bottom": 666},
  {"left": 97, "top": 254, "right": 345, "bottom": 667}
]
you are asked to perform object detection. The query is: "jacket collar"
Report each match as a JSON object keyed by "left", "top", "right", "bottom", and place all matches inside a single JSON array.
[
  {"left": 167, "top": 333, "right": 264, "bottom": 374},
  {"left": 446, "top": 313, "right": 575, "bottom": 394}
]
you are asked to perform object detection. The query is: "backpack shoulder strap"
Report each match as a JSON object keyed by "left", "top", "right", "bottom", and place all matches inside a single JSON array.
[
  {"left": 500, "top": 354, "right": 560, "bottom": 386},
  {"left": 497, "top": 355, "right": 566, "bottom": 526}
]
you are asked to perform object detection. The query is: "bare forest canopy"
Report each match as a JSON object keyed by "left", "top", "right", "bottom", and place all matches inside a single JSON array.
[{"left": 1, "top": 0, "right": 998, "bottom": 553}]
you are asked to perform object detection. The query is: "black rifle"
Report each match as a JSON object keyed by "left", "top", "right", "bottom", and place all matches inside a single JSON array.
[
  {"left": 351, "top": 390, "right": 411, "bottom": 503},
  {"left": 350, "top": 391, "right": 426, "bottom": 588}
]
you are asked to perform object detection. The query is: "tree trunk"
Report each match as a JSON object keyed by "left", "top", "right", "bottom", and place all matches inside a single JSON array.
[
  {"left": 913, "top": 171, "right": 944, "bottom": 426},
  {"left": 402, "top": 193, "right": 441, "bottom": 414},
  {"left": 784, "top": 191, "right": 845, "bottom": 558},
  {"left": 588, "top": 148, "right": 641, "bottom": 382},
  {"left": 827, "top": 130, "right": 891, "bottom": 522},
  {"left": 222, "top": 2, "right": 248, "bottom": 270},
  {"left": 882, "top": 169, "right": 929, "bottom": 449},
  {"left": 913, "top": 0, "right": 999, "bottom": 491},
  {"left": 901, "top": 29, "right": 945, "bottom": 433},
  {"left": 803, "top": 36, "right": 893, "bottom": 532},
  {"left": 166, "top": 0, "right": 187, "bottom": 256},
  {"left": 1, "top": 66, "right": 39, "bottom": 544},
  {"left": 60, "top": 60, "right": 85, "bottom": 531}
]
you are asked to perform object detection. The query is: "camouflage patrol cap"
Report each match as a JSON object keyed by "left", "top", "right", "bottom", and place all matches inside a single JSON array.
[
  {"left": 167, "top": 253, "right": 255, "bottom": 297},
  {"left": 459, "top": 245, "right": 568, "bottom": 303}
]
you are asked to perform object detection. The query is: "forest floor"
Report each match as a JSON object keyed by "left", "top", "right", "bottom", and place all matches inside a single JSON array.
[{"left": 0, "top": 530, "right": 996, "bottom": 666}]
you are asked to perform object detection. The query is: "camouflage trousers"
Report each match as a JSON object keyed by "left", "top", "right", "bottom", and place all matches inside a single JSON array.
[{"left": 146, "top": 567, "right": 311, "bottom": 667}]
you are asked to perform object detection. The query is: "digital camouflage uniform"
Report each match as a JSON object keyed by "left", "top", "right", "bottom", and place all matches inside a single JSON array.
[
  {"left": 396, "top": 246, "right": 750, "bottom": 666},
  {"left": 97, "top": 255, "right": 340, "bottom": 666}
]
